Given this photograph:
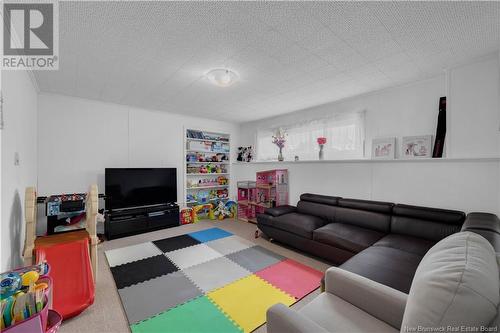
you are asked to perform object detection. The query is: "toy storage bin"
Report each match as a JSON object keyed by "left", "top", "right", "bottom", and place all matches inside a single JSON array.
[
  {"left": 2, "top": 265, "right": 57, "bottom": 333},
  {"left": 45, "top": 310, "right": 62, "bottom": 333},
  {"left": 3, "top": 295, "right": 53, "bottom": 333}
]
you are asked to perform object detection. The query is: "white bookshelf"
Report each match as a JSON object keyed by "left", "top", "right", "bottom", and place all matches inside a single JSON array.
[{"left": 184, "top": 128, "right": 231, "bottom": 206}]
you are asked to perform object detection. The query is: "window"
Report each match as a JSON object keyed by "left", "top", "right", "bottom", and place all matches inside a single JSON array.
[{"left": 256, "top": 111, "right": 365, "bottom": 161}]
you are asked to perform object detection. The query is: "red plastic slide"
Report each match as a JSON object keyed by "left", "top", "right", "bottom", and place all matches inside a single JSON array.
[{"left": 35, "top": 237, "right": 95, "bottom": 320}]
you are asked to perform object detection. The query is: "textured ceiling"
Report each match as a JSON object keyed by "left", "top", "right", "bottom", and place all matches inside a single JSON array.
[{"left": 34, "top": 1, "right": 500, "bottom": 123}]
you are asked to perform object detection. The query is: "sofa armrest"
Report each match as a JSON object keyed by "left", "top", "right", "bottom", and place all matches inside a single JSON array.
[
  {"left": 325, "top": 267, "right": 407, "bottom": 330},
  {"left": 267, "top": 303, "right": 329, "bottom": 333},
  {"left": 265, "top": 205, "right": 296, "bottom": 217}
]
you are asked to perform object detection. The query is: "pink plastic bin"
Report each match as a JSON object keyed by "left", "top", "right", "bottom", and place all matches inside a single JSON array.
[
  {"left": 2, "top": 268, "right": 55, "bottom": 333},
  {"left": 3, "top": 295, "right": 49, "bottom": 333},
  {"left": 45, "top": 310, "right": 62, "bottom": 333}
]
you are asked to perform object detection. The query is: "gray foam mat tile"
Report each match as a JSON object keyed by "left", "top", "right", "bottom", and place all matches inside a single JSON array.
[
  {"left": 165, "top": 243, "right": 223, "bottom": 269},
  {"left": 226, "top": 246, "right": 286, "bottom": 272},
  {"left": 105, "top": 242, "right": 162, "bottom": 267},
  {"left": 182, "top": 256, "right": 252, "bottom": 293},
  {"left": 118, "top": 271, "right": 202, "bottom": 324},
  {"left": 205, "top": 235, "right": 254, "bottom": 256}
]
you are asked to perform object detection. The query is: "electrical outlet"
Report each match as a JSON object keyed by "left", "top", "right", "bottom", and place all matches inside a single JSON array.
[{"left": 14, "top": 152, "right": 20, "bottom": 166}]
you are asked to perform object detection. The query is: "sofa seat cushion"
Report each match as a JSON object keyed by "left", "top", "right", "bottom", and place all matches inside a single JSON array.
[
  {"left": 267, "top": 213, "right": 327, "bottom": 239},
  {"left": 313, "top": 223, "right": 385, "bottom": 253},
  {"left": 299, "top": 292, "right": 398, "bottom": 333},
  {"left": 340, "top": 246, "right": 424, "bottom": 293},
  {"left": 374, "top": 234, "right": 435, "bottom": 256}
]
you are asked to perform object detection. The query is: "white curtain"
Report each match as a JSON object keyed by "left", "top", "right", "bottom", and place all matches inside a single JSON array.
[{"left": 256, "top": 111, "right": 365, "bottom": 161}]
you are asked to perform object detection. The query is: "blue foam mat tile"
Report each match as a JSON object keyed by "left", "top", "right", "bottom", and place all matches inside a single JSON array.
[{"left": 188, "top": 227, "right": 233, "bottom": 243}]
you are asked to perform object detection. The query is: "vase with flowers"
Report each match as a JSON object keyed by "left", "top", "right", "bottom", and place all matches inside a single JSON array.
[
  {"left": 272, "top": 128, "right": 287, "bottom": 161},
  {"left": 317, "top": 137, "right": 327, "bottom": 160}
]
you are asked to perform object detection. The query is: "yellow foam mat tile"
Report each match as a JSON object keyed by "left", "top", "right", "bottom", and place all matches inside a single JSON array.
[{"left": 207, "top": 274, "right": 295, "bottom": 332}]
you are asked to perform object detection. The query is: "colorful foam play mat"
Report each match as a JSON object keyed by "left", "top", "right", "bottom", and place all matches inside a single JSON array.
[{"left": 104, "top": 227, "right": 323, "bottom": 333}]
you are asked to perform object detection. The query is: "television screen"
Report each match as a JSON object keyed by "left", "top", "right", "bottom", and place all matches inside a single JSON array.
[{"left": 105, "top": 168, "right": 177, "bottom": 210}]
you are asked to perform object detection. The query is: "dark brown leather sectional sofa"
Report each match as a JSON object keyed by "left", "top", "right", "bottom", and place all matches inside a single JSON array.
[{"left": 257, "top": 193, "right": 500, "bottom": 293}]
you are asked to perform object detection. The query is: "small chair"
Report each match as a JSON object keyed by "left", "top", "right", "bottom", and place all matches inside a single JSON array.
[{"left": 267, "top": 231, "right": 499, "bottom": 333}]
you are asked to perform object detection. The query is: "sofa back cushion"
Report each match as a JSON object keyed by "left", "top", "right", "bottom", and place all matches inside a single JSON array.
[
  {"left": 296, "top": 194, "right": 340, "bottom": 223},
  {"left": 391, "top": 204, "right": 465, "bottom": 242},
  {"left": 335, "top": 198, "right": 394, "bottom": 233},
  {"left": 402, "top": 232, "right": 499, "bottom": 331}
]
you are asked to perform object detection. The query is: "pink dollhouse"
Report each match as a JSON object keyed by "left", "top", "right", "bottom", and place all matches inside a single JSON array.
[{"left": 237, "top": 169, "right": 289, "bottom": 223}]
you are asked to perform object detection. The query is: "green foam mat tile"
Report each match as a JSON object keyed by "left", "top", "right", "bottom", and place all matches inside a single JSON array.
[{"left": 130, "top": 296, "right": 242, "bottom": 333}]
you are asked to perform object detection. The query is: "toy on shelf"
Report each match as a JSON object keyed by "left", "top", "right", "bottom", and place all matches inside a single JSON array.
[
  {"left": 187, "top": 139, "right": 229, "bottom": 154},
  {"left": 186, "top": 194, "right": 197, "bottom": 203},
  {"left": 187, "top": 175, "right": 229, "bottom": 189},
  {"left": 22, "top": 185, "right": 98, "bottom": 320},
  {"left": 217, "top": 176, "right": 228, "bottom": 185},
  {"left": 237, "top": 146, "right": 253, "bottom": 162},
  {"left": 186, "top": 152, "right": 229, "bottom": 163},
  {"left": 217, "top": 189, "right": 229, "bottom": 199},
  {"left": 186, "top": 163, "right": 227, "bottom": 175}
]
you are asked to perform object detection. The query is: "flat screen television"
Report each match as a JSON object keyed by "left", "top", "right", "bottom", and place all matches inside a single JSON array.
[{"left": 105, "top": 168, "right": 177, "bottom": 210}]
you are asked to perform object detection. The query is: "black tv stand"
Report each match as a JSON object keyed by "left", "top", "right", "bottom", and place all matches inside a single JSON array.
[{"left": 105, "top": 203, "right": 179, "bottom": 240}]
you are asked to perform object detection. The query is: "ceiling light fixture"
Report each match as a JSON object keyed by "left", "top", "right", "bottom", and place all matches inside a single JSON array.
[{"left": 205, "top": 68, "right": 239, "bottom": 87}]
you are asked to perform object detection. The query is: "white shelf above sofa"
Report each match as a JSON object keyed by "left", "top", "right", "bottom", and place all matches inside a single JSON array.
[{"left": 232, "top": 156, "right": 500, "bottom": 165}]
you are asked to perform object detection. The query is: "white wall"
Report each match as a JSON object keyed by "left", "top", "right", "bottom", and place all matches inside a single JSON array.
[
  {"left": 238, "top": 74, "right": 446, "bottom": 159},
  {"left": 235, "top": 54, "right": 500, "bottom": 215},
  {"left": 233, "top": 159, "right": 500, "bottom": 215},
  {"left": 1, "top": 71, "right": 38, "bottom": 271},
  {"left": 449, "top": 56, "right": 500, "bottom": 158},
  {"left": 37, "top": 94, "right": 239, "bottom": 203}
]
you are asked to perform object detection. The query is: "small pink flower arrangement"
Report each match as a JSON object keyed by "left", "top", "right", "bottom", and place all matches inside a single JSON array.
[
  {"left": 273, "top": 128, "right": 287, "bottom": 161},
  {"left": 317, "top": 137, "right": 327, "bottom": 160},
  {"left": 317, "top": 137, "right": 327, "bottom": 145},
  {"left": 272, "top": 128, "right": 287, "bottom": 149}
]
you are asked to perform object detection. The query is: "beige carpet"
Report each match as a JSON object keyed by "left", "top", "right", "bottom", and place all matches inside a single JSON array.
[{"left": 59, "top": 219, "right": 331, "bottom": 333}]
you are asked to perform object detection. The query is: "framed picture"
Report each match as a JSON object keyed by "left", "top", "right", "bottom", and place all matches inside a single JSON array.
[
  {"left": 401, "top": 135, "right": 433, "bottom": 158},
  {"left": 372, "top": 137, "right": 396, "bottom": 159}
]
